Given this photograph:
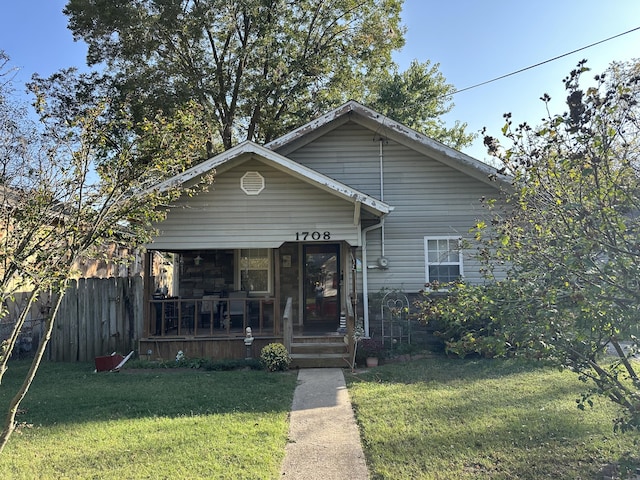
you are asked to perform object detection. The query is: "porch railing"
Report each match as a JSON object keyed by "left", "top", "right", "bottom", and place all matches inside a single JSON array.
[{"left": 149, "top": 296, "right": 277, "bottom": 337}]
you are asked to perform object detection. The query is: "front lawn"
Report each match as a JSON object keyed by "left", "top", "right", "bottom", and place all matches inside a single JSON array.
[
  {"left": 3, "top": 357, "right": 639, "bottom": 479},
  {"left": 347, "top": 357, "right": 640, "bottom": 480},
  {"left": 0, "top": 360, "right": 298, "bottom": 479}
]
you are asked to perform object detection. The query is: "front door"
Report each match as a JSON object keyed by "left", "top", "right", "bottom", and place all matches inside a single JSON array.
[{"left": 303, "top": 244, "right": 340, "bottom": 332}]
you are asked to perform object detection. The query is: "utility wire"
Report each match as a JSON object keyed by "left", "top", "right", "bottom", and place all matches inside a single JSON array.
[{"left": 450, "top": 25, "right": 640, "bottom": 96}]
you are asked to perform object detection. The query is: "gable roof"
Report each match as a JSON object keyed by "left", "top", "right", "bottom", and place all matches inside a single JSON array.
[
  {"left": 265, "top": 100, "right": 509, "bottom": 189},
  {"left": 152, "top": 140, "right": 392, "bottom": 216}
]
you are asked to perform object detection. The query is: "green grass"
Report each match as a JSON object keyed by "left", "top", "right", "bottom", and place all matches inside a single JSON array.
[
  {"left": 346, "top": 358, "right": 640, "bottom": 480},
  {"left": 0, "top": 360, "right": 298, "bottom": 479},
  {"left": 3, "top": 357, "right": 640, "bottom": 479}
]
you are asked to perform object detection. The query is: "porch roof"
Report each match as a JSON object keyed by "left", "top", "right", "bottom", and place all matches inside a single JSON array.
[{"left": 153, "top": 141, "right": 392, "bottom": 216}]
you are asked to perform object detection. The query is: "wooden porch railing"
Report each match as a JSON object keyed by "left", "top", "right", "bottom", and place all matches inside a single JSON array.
[{"left": 149, "top": 296, "right": 276, "bottom": 337}]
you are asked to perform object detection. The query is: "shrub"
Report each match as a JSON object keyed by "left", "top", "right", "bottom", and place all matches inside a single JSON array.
[
  {"left": 260, "top": 343, "right": 291, "bottom": 372},
  {"left": 416, "top": 280, "right": 539, "bottom": 358},
  {"left": 357, "top": 338, "right": 385, "bottom": 360}
]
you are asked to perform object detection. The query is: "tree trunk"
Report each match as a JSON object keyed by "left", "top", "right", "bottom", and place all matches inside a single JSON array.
[
  {"left": 0, "top": 291, "right": 38, "bottom": 385},
  {"left": 0, "top": 286, "right": 66, "bottom": 453}
]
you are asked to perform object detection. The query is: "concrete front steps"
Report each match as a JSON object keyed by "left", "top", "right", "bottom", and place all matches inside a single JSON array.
[{"left": 290, "top": 335, "right": 349, "bottom": 368}]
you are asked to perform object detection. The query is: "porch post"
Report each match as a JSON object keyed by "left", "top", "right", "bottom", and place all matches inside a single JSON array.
[
  {"left": 142, "top": 250, "right": 153, "bottom": 338},
  {"left": 283, "top": 297, "right": 293, "bottom": 352},
  {"left": 274, "top": 248, "right": 281, "bottom": 335}
]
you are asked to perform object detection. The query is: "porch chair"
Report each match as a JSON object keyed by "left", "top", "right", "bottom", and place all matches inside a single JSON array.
[
  {"left": 200, "top": 295, "right": 220, "bottom": 329},
  {"left": 226, "top": 291, "right": 248, "bottom": 329}
]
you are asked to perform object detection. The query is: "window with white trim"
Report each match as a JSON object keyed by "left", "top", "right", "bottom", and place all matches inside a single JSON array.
[
  {"left": 424, "top": 237, "right": 463, "bottom": 284},
  {"left": 238, "top": 248, "right": 271, "bottom": 293}
]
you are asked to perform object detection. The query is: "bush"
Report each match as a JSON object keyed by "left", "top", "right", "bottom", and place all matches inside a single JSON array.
[
  {"left": 416, "top": 281, "right": 539, "bottom": 358},
  {"left": 358, "top": 338, "right": 384, "bottom": 357},
  {"left": 355, "top": 338, "right": 385, "bottom": 365},
  {"left": 260, "top": 343, "right": 291, "bottom": 372}
]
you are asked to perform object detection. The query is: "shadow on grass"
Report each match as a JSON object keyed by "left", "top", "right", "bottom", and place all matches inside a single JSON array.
[{"left": 0, "top": 360, "right": 298, "bottom": 427}]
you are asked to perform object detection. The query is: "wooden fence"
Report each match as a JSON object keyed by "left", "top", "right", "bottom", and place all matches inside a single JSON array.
[{"left": 49, "top": 276, "right": 144, "bottom": 362}]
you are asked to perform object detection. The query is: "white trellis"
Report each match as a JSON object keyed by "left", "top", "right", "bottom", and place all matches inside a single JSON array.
[{"left": 380, "top": 291, "right": 410, "bottom": 346}]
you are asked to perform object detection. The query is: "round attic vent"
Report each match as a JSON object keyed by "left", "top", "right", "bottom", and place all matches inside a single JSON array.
[{"left": 241, "top": 171, "right": 265, "bottom": 195}]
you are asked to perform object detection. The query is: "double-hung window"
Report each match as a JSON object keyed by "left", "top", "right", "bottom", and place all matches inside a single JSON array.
[
  {"left": 424, "top": 237, "right": 463, "bottom": 284},
  {"left": 238, "top": 248, "right": 271, "bottom": 293}
]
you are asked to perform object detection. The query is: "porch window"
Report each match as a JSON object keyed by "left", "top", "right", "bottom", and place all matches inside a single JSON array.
[
  {"left": 238, "top": 248, "right": 271, "bottom": 293},
  {"left": 424, "top": 237, "right": 463, "bottom": 284}
]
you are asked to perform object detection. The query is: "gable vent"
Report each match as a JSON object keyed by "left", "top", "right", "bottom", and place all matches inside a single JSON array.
[{"left": 241, "top": 171, "right": 265, "bottom": 195}]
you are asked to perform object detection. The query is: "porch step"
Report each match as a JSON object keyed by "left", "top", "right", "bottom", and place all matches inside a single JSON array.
[{"left": 289, "top": 337, "right": 348, "bottom": 368}]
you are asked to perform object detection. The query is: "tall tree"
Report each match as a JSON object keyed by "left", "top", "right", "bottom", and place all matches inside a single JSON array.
[
  {"left": 63, "top": 0, "right": 473, "bottom": 151},
  {"left": 63, "top": 0, "right": 406, "bottom": 150}
]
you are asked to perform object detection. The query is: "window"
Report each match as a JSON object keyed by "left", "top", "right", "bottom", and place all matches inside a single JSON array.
[
  {"left": 424, "top": 237, "right": 463, "bottom": 284},
  {"left": 238, "top": 249, "right": 271, "bottom": 293}
]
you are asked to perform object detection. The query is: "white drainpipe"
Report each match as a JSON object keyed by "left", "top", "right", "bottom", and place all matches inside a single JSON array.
[
  {"left": 360, "top": 138, "right": 388, "bottom": 336},
  {"left": 379, "top": 138, "right": 386, "bottom": 257},
  {"left": 361, "top": 217, "right": 385, "bottom": 336}
]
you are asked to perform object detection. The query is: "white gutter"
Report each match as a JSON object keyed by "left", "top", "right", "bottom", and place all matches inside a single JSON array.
[{"left": 361, "top": 217, "right": 385, "bottom": 336}]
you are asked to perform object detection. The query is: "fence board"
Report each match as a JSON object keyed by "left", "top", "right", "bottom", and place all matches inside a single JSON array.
[
  {"left": 77, "top": 278, "right": 87, "bottom": 362},
  {"left": 93, "top": 280, "right": 102, "bottom": 360},
  {"left": 43, "top": 276, "right": 144, "bottom": 362},
  {"left": 70, "top": 280, "right": 80, "bottom": 361},
  {"left": 98, "top": 279, "right": 108, "bottom": 356}
]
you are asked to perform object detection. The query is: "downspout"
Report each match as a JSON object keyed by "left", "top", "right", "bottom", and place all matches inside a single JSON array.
[
  {"left": 361, "top": 217, "right": 385, "bottom": 337},
  {"left": 379, "top": 138, "right": 386, "bottom": 257},
  {"left": 361, "top": 137, "right": 387, "bottom": 337}
]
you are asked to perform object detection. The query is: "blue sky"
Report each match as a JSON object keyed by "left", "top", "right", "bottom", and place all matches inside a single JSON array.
[{"left": 1, "top": 0, "right": 639, "bottom": 161}]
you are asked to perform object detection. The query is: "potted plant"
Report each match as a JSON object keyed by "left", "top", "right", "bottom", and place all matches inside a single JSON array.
[{"left": 358, "top": 338, "right": 384, "bottom": 367}]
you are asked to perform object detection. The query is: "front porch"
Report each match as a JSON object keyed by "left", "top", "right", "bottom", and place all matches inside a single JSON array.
[
  {"left": 139, "top": 242, "right": 356, "bottom": 358},
  {"left": 140, "top": 244, "right": 357, "bottom": 364},
  {"left": 141, "top": 293, "right": 351, "bottom": 367}
]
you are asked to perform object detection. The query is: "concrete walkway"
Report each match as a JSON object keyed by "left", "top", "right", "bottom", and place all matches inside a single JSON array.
[{"left": 280, "top": 368, "right": 369, "bottom": 479}]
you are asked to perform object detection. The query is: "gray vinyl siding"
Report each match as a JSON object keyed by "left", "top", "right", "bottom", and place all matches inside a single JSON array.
[
  {"left": 151, "top": 159, "right": 361, "bottom": 250},
  {"left": 282, "top": 122, "right": 501, "bottom": 292},
  {"left": 284, "top": 123, "right": 383, "bottom": 198}
]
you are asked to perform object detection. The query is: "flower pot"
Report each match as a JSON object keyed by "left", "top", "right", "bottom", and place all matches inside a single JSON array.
[{"left": 366, "top": 356, "right": 379, "bottom": 368}]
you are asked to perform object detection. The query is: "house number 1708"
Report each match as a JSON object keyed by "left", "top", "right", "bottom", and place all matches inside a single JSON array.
[{"left": 295, "top": 231, "right": 331, "bottom": 241}]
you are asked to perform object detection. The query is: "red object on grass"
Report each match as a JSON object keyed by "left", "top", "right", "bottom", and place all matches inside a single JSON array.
[{"left": 95, "top": 355, "right": 124, "bottom": 372}]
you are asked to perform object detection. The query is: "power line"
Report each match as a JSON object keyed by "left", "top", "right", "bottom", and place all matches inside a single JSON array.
[{"left": 450, "top": 25, "right": 640, "bottom": 96}]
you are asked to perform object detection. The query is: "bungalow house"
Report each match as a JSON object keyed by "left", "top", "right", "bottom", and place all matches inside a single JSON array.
[{"left": 140, "top": 101, "right": 507, "bottom": 365}]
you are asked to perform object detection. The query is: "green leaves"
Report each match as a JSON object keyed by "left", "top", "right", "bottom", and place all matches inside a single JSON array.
[
  {"left": 439, "top": 59, "right": 640, "bottom": 431},
  {"left": 365, "top": 60, "right": 474, "bottom": 148},
  {"left": 63, "top": 0, "right": 407, "bottom": 149}
]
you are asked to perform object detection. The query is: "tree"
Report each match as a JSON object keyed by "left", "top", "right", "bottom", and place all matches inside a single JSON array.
[
  {"left": 366, "top": 60, "right": 473, "bottom": 149},
  {"left": 63, "top": 0, "right": 403, "bottom": 150},
  {"left": 0, "top": 58, "right": 210, "bottom": 452},
  {"left": 63, "top": 0, "right": 472, "bottom": 151},
  {"left": 420, "top": 59, "right": 640, "bottom": 431}
]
